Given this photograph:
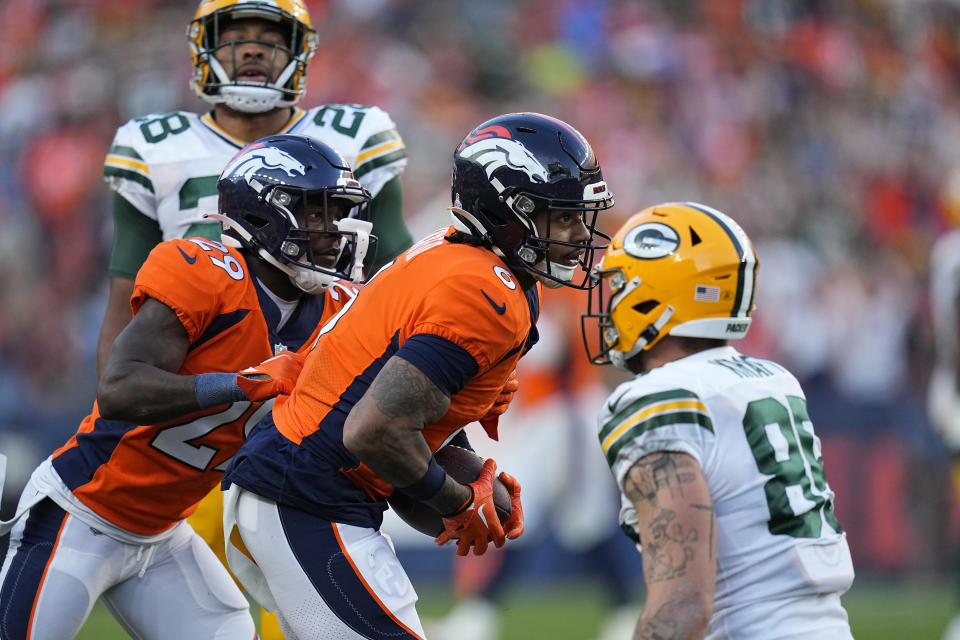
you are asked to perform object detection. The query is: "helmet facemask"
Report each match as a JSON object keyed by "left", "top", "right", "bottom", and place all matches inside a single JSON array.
[
  {"left": 228, "top": 184, "right": 372, "bottom": 292},
  {"left": 188, "top": 1, "right": 317, "bottom": 113},
  {"left": 582, "top": 264, "right": 674, "bottom": 370},
  {"left": 506, "top": 192, "right": 612, "bottom": 290}
]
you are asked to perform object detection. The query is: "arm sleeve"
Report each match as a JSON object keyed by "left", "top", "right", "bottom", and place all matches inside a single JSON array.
[
  {"left": 367, "top": 176, "right": 413, "bottom": 271},
  {"left": 395, "top": 334, "right": 479, "bottom": 397},
  {"left": 108, "top": 192, "right": 162, "bottom": 279}
]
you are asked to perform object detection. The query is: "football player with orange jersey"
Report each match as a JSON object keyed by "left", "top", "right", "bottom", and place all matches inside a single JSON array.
[
  {"left": 0, "top": 135, "right": 373, "bottom": 640},
  {"left": 99, "top": 3, "right": 411, "bottom": 636},
  {"left": 220, "top": 112, "right": 615, "bottom": 639}
]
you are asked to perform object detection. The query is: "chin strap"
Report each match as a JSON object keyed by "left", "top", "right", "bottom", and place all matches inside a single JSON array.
[
  {"left": 201, "top": 57, "right": 296, "bottom": 113},
  {"left": 335, "top": 218, "right": 372, "bottom": 283}
]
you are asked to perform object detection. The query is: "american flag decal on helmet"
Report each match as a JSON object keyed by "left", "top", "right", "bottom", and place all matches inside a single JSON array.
[{"left": 694, "top": 285, "right": 721, "bottom": 302}]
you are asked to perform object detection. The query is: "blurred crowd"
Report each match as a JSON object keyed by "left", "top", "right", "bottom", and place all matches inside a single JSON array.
[{"left": 1, "top": 0, "right": 958, "bottom": 575}]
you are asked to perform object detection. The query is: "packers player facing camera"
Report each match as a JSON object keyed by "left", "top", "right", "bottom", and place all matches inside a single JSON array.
[
  {"left": 583, "top": 203, "right": 855, "bottom": 639},
  {"left": 99, "top": 0, "right": 409, "bottom": 377}
]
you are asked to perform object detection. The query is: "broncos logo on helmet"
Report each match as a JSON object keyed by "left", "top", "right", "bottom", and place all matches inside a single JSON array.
[
  {"left": 222, "top": 143, "right": 307, "bottom": 184},
  {"left": 459, "top": 137, "right": 551, "bottom": 185}
]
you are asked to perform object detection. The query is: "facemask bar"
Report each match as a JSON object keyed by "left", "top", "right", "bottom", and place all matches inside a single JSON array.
[
  {"left": 189, "top": 4, "right": 316, "bottom": 110},
  {"left": 272, "top": 187, "right": 371, "bottom": 281},
  {"left": 513, "top": 196, "right": 613, "bottom": 290},
  {"left": 581, "top": 267, "right": 619, "bottom": 365}
]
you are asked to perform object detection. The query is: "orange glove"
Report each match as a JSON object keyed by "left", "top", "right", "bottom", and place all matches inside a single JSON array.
[
  {"left": 498, "top": 471, "right": 524, "bottom": 540},
  {"left": 478, "top": 369, "right": 520, "bottom": 440},
  {"left": 236, "top": 351, "right": 305, "bottom": 402},
  {"left": 435, "top": 458, "right": 505, "bottom": 556}
]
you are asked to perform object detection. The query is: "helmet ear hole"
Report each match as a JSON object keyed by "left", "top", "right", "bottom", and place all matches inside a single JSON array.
[
  {"left": 690, "top": 227, "right": 702, "bottom": 246},
  {"left": 633, "top": 300, "right": 659, "bottom": 314}
]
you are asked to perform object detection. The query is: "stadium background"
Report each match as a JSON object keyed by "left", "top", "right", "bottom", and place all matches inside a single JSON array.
[{"left": 0, "top": 0, "right": 958, "bottom": 637}]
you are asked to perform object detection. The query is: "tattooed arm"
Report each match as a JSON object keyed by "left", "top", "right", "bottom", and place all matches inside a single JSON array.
[
  {"left": 342, "top": 355, "right": 472, "bottom": 513},
  {"left": 625, "top": 451, "right": 717, "bottom": 640}
]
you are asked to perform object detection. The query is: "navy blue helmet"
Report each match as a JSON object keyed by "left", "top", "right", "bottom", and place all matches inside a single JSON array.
[
  {"left": 450, "top": 112, "right": 614, "bottom": 288},
  {"left": 211, "top": 133, "right": 373, "bottom": 292}
]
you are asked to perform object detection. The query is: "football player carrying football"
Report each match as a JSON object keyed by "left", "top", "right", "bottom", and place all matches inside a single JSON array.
[
  {"left": 583, "top": 203, "right": 855, "bottom": 639},
  {"left": 220, "top": 112, "right": 615, "bottom": 639},
  {"left": 96, "top": 2, "right": 412, "bottom": 636},
  {"left": 0, "top": 135, "right": 373, "bottom": 639}
]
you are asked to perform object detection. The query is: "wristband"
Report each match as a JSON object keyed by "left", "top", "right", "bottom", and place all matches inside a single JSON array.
[
  {"left": 396, "top": 457, "right": 447, "bottom": 502},
  {"left": 441, "top": 484, "right": 474, "bottom": 518},
  {"left": 194, "top": 372, "right": 247, "bottom": 408}
]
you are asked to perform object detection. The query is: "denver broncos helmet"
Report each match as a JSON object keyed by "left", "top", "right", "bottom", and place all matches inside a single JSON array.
[
  {"left": 450, "top": 112, "right": 614, "bottom": 289},
  {"left": 187, "top": 0, "right": 318, "bottom": 113},
  {"left": 208, "top": 134, "right": 373, "bottom": 293},
  {"left": 583, "top": 202, "right": 759, "bottom": 370}
]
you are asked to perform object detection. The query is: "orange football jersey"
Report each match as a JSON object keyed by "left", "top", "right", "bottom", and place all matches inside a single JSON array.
[
  {"left": 50, "top": 237, "right": 355, "bottom": 535},
  {"left": 224, "top": 227, "right": 541, "bottom": 525}
]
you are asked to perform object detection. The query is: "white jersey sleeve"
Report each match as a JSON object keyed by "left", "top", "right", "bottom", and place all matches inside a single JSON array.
[
  {"left": 599, "top": 383, "right": 714, "bottom": 490},
  {"left": 104, "top": 116, "right": 164, "bottom": 222},
  {"left": 598, "top": 345, "right": 854, "bottom": 639}
]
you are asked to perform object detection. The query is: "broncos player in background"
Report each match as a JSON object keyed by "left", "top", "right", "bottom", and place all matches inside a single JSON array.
[
  {"left": 98, "top": 1, "right": 411, "bottom": 636},
  {"left": 0, "top": 135, "right": 373, "bottom": 639},
  {"left": 583, "top": 203, "right": 855, "bottom": 639},
  {"left": 219, "top": 112, "right": 615, "bottom": 639}
]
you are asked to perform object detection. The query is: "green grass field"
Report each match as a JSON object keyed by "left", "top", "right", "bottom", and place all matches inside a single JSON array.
[{"left": 73, "top": 578, "right": 955, "bottom": 639}]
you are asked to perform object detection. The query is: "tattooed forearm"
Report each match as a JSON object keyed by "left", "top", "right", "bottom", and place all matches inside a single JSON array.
[
  {"left": 626, "top": 452, "right": 716, "bottom": 582},
  {"left": 643, "top": 506, "right": 698, "bottom": 582},
  {"left": 369, "top": 357, "right": 450, "bottom": 425},
  {"left": 342, "top": 356, "right": 451, "bottom": 487},
  {"left": 623, "top": 452, "right": 698, "bottom": 506},
  {"left": 634, "top": 593, "right": 711, "bottom": 640},
  {"left": 625, "top": 451, "right": 716, "bottom": 638}
]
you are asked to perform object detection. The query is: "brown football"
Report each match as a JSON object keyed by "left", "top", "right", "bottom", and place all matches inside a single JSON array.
[{"left": 387, "top": 445, "right": 512, "bottom": 538}]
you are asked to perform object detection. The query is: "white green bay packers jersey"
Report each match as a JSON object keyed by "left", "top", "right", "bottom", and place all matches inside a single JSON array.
[
  {"left": 103, "top": 104, "right": 406, "bottom": 240},
  {"left": 599, "top": 345, "right": 854, "bottom": 639},
  {"left": 928, "top": 228, "right": 960, "bottom": 449}
]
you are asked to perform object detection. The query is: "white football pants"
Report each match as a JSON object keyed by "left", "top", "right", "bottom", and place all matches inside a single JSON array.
[
  {"left": 0, "top": 491, "right": 254, "bottom": 640},
  {"left": 226, "top": 485, "right": 426, "bottom": 639}
]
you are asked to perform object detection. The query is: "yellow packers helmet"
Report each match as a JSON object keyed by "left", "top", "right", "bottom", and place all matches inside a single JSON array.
[
  {"left": 187, "top": 0, "right": 318, "bottom": 113},
  {"left": 582, "top": 202, "right": 758, "bottom": 370}
]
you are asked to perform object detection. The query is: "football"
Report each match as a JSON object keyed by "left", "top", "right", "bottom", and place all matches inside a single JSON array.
[{"left": 387, "top": 445, "right": 512, "bottom": 538}]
